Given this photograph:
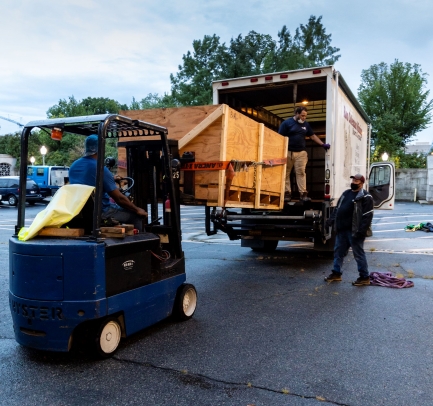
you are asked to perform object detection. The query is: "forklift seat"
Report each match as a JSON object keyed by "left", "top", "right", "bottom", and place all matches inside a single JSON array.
[{"left": 62, "top": 195, "right": 94, "bottom": 235}]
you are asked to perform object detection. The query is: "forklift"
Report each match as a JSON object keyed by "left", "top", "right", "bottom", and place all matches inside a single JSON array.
[{"left": 9, "top": 114, "right": 197, "bottom": 357}]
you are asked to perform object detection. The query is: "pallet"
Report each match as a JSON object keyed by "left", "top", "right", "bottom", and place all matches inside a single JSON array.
[{"left": 39, "top": 228, "right": 84, "bottom": 237}]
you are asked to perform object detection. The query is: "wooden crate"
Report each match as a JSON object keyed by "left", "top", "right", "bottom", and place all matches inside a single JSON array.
[{"left": 120, "top": 104, "right": 287, "bottom": 210}]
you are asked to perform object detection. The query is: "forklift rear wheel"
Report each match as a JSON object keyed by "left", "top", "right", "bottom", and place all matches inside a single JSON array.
[
  {"left": 95, "top": 318, "right": 122, "bottom": 357},
  {"left": 173, "top": 284, "right": 197, "bottom": 321}
]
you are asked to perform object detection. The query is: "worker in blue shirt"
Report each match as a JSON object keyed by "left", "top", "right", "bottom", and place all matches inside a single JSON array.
[
  {"left": 278, "top": 106, "right": 330, "bottom": 202},
  {"left": 69, "top": 134, "right": 148, "bottom": 230}
]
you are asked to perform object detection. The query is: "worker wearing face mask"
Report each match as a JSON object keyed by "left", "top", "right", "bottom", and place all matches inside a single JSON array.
[
  {"left": 324, "top": 174, "right": 374, "bottom": 286},
  {"left": 278, "top": 106, "right": 330, "bottom": 202}
]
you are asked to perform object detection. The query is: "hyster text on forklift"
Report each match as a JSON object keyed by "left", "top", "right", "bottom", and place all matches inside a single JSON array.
[
  {"left": 9, "top": 114, "right": 197, "bottom": 357},
  {"left": 207, "top": 66, "right": 395, "bottom": 251}
]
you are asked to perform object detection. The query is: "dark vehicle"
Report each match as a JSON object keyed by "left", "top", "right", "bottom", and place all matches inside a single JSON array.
[{"left": 0, "top": 176, "right": 43, "bottom": 206}]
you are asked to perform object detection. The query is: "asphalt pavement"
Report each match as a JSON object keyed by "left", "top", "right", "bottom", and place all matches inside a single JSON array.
[{"left": 0, "top": 201, "right": 433, "bottom": 405}]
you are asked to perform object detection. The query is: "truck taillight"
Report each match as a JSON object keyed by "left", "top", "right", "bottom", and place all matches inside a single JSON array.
[{"left": 324, "top": 184, "right": 330, "bottom": 200}]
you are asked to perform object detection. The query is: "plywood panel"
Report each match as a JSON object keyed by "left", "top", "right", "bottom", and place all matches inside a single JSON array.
[{"left": 120, "top": 105, "right": 220, "bottom": 140}]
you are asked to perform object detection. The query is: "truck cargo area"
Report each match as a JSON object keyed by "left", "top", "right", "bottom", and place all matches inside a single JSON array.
[{"left": 215, "top": 70, "right": 329, "bottom": 202}]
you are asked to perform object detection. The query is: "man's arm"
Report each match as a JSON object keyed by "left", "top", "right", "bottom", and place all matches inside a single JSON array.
[
  {"left": 310, "top": 134, "right": 330, "bottom": 150},
  {"left": 108, "top": 188, "right": 148, "bottom": 218}
]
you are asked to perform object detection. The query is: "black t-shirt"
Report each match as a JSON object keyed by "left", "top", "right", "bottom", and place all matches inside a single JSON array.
[
  {"left": 278, "top": 117, "right": 314, "bottom": 152},
  {"left": 336, "top": 190, "right": 358, "bottom": 230}
]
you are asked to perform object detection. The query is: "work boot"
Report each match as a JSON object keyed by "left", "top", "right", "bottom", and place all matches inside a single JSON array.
[
  {"left": 284, "top": 192, "right": 292, "bottom": 203},
  {"left": 324, "top": 272, "right": 342, "bottom": 282},
  {"left": 300, "top": 192, "right": 311, "bottom": 202},
  {"left": 352, "top": 276, "right": 370, "bottom": 286}
]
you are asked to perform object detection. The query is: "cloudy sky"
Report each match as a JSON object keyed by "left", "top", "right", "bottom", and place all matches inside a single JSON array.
[{"left": 1, "top": 0, "right": 433, "bottom": 145}]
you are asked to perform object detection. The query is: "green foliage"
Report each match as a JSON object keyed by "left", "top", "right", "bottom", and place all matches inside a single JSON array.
[
  {"left": 47, "top": 96, "right": 128, "bottom": 118},
  {"left": 371, "top": 149, "right": 428, "bottom": 169},
  {"left": 130, "top": 93, "right": 178, "bottom": 110},
  {"left": 294, "top": 16, "right": 341, "bottom": 66},
  {"left": 358, "top": 60, "right": 433, "bottom": 162},
  {"left": 170, "top": 15, "right": 340, "bottom": 106},
  {"left": 170, "top": 34, "right": 228, "bottom": 105},
  {"left": 224, "top": 31, "right": 276, "bottom": 78}
]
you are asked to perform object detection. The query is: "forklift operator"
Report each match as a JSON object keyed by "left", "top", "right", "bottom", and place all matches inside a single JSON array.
[{"left": 69, "top": 134, "right": 148, "bottom": 230}]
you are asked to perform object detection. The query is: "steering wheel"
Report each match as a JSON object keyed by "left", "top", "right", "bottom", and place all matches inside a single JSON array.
[{"left": 115, "top": 177, "right": 134, "bottom": 195}]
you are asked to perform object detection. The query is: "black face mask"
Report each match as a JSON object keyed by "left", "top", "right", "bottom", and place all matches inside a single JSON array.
[{"left": 350, "top": 183, "right": 359, "bottom": 191}]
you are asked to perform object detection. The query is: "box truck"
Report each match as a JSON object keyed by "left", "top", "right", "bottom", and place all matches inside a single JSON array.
[{"left": 207, "top": 66, "right": 394, "bottom": 250}]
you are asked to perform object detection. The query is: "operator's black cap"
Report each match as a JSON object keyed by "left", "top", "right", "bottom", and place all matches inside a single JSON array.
[
  {"left": 350, "top": 174, "right": 365, "bottom": 183},
  {"left": 84, "top": 134, "right": 98, "bottom": 156}
]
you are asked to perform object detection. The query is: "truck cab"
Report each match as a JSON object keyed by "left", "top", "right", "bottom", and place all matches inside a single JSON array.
[{"left": 27, "top": 165, "right": 70, "bottom": 197}]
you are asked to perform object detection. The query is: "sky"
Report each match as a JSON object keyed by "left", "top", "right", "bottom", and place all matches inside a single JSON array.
[{"left": 1, "top": 0, "right": 433, "bottom": 146}]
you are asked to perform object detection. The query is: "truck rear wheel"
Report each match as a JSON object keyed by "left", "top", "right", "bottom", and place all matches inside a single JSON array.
[
  {"left": 94, "top": 318, "right": 122, "bottom": 358},
  {"left": 173, "top": 283, "right": 197, "bottom": 321}
]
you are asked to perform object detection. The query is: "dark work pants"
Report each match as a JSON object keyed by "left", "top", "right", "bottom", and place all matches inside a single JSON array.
[{"left": 333, "top": 229, "right": 369, "bottom": 278}]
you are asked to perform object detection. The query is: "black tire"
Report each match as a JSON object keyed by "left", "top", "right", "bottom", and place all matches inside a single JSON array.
[
  {"left": 28, "top": 201, "right": 36, "bottom": 206},
  {"left": 8, "top": 195, "right": 18, "bottom": 206},
  {"left": 94, "top": 317, "right": 122, "bottom": 358},
  {"left": 173, "top": 283, "right": 197, "bottom": 321},
  {"left": 251, "top": 239, "right": 279, "bottom": 253}
]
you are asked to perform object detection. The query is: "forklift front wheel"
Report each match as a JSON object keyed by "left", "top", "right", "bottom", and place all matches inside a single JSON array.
[
  {"left": 95, "top": 318, "right": 122, "bottom": 358},
  {"left": 173, "top": 284, "right": 197, "bottom": 321}
]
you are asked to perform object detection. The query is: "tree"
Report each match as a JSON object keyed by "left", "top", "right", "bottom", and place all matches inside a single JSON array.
[
  {"left": 293, "top": 16, "right": 340, "bottom": 67},
  {"left": 170, "top": 34, "right": 228, "bottom": 106},
  {"left": 130, "top": 93, "right": 178, "bottom": 110},
  {"left": 170, "top": 16, "right": 340, "bottom": 105},
  {"left": 47, "top": 96, "right": 128, "bottom": 118},
  {"left": 42, "top": 96, "right": 130, "bottom": 166},
  {"left": 224, "top": 31, "right": 276, "bottom": 78},
  {"left": 358, "top": 60, "right": 433, "bottom": 159}
]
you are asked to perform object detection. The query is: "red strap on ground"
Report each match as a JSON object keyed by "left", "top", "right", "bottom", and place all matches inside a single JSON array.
[{"left": 369, "top": 272, "right": 414, "bottom": 288}]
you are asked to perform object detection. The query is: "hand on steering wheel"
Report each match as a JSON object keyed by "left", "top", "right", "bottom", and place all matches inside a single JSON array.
[{"left": 115, "top": 176, "right": 134, "bottom": 195}]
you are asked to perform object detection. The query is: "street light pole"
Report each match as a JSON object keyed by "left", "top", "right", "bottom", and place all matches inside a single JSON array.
[{"left": 40, "top": 146, "right": 47, "bottom": 166}]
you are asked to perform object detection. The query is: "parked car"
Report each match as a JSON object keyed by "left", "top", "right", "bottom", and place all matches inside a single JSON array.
[{"left": 0, "top": 176, "right": 44, "bottom": 206}]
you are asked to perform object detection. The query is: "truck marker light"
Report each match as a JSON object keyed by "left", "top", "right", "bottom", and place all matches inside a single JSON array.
[
  {"left": 325, "top": 169, "right": 330, "bottom": 180},
  {"left": 280, "top": 74, "right": 288, "bottom": 79},
  {"left": 221, "top": 81, "right": 229, "bottom": 86},
  {"left": 313, "top": 69, "right": 322, "bottom": 74},
  {"left": 265, "top": 76, "right": 273, "bottom": 81},
  {"left": 250, "top": 78, "right": 258, "bottom": 82}
]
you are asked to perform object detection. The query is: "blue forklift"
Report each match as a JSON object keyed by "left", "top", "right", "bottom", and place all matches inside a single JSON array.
[{"left": 9, "top": 114, "right": 197, "bottom": 357}]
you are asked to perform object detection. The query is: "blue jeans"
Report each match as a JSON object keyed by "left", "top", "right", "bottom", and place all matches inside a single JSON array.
[
  {"left": 333, "top": 229, "right": 369, "bottom": 278},
  {"left": 102, "top": 205, "right": 144, "bottom": 231}
]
